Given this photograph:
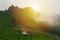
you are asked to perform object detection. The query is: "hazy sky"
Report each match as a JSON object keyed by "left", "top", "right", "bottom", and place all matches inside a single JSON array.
[{"left": 0, "top": 0, "right": 60, "bottom": 14}]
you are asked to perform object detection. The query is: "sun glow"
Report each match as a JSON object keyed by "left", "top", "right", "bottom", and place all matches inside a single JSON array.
[{"left": 31, "top": 5, "right": 41, "bottom": 12}]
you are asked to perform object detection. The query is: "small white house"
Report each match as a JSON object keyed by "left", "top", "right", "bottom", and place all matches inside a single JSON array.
[{"left": 22, "top": 31, "right": 29, "bottom": 35}]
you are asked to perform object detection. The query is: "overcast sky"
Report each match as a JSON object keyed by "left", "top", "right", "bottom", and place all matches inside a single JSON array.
[{"left": 0, "top": 0, "right": 60, "bottom": 14}]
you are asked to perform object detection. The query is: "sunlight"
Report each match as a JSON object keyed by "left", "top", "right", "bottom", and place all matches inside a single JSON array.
[{"left": 31, "top": 5, "right": 41, "bottom": 12}]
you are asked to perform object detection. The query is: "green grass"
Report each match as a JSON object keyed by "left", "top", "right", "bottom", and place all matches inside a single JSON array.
[
  {"left": 0, "top": 27, "right": 59, "bottom": 40},
  {"left": 0, "top": 13, "right": 60, "bottom": 40}
]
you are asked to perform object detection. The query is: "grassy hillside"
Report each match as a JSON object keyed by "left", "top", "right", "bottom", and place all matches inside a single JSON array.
[
  {"left": 0, "top": 26, "right": 60, "bottom": 40},
  {"left": 0, "top": 11, "right": 60, "bottom": 40}
]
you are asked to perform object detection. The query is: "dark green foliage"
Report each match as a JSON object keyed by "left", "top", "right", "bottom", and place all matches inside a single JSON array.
[{"left": 51, "top": 26, "right": 60, "bottom": 36}]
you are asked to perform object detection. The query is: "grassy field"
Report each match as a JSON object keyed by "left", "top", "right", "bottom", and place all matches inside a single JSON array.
[
  {"left": 0, "top": 13, "right": 60, "bottom": 40},
  {"left": 0, "top": 27, "right": 60, "bottom": 40}
]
